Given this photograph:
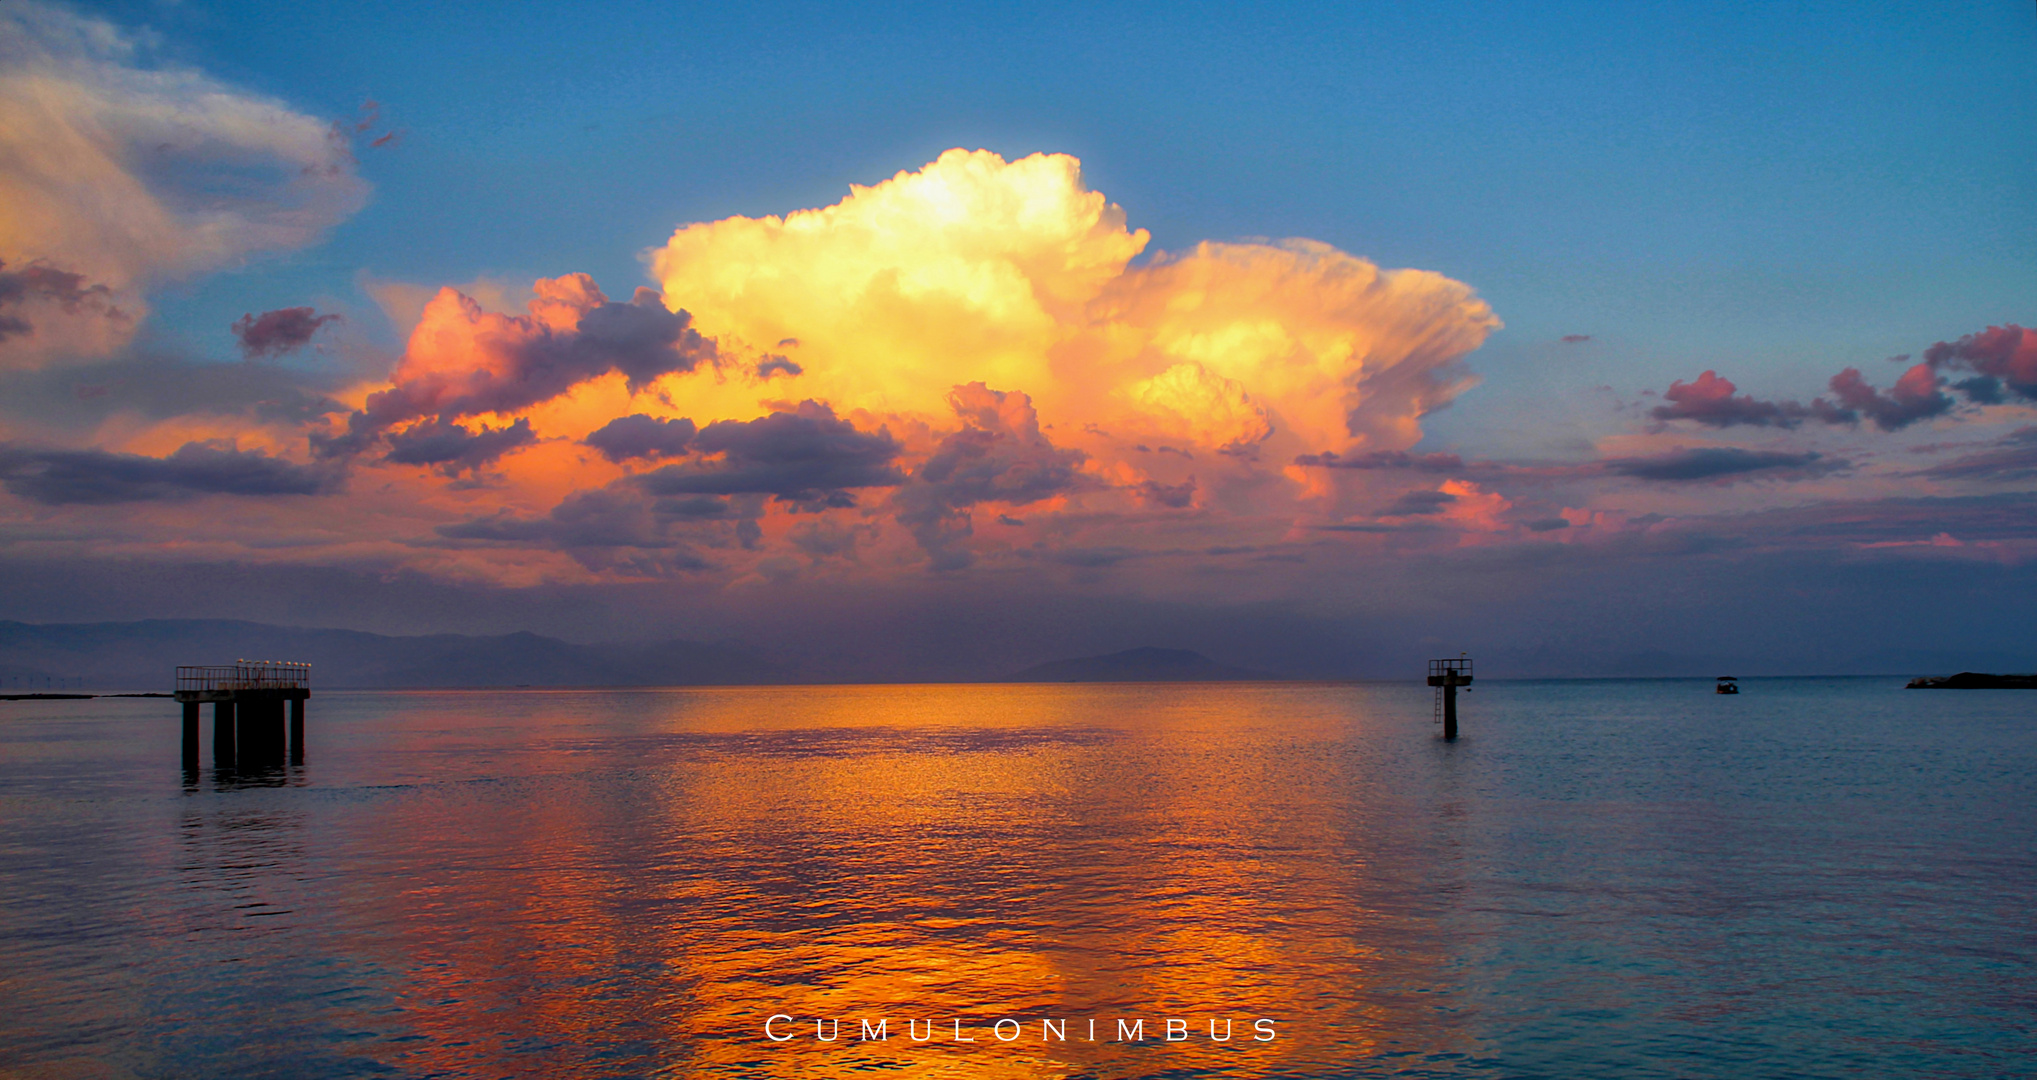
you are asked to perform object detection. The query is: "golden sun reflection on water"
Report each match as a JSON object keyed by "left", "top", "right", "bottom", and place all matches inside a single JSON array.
[
  {"left": 12, "top": 681, "right": 2030, "bottom": 1077},
  {"left": 306, "top": 683, "right": 1468, "bottom": 1077}
]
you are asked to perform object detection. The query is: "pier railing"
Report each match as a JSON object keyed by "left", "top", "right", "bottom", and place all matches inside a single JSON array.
[
  {"left": 176, "top": 662, "right": 312, "bottom": 693},
  {"left": 1428, "top": 658, "right": 1472, "bottom": 680}
]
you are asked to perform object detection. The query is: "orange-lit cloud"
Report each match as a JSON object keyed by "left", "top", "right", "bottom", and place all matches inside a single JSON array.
[
  {"left": 316, "top": 274, "right": 716, "bottom": 462},
  {"left": 649, "top": 149, "right": 1498, "bottom": 463},
  {"left": 21, "top": 142, "right": 2025, "bottom": 596},
  {"left": 274, "top": 149, "right": 1507, "bottom": 580}
]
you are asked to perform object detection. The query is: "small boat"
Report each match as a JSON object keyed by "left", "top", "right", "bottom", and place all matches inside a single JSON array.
[{"left": 1716, "top": 676, "right": 1739, "bottom": 695}]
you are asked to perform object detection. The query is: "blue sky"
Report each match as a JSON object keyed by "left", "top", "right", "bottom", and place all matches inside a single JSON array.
[{"left": 121, "top": 0, "right": 2032, "bottom": 456}]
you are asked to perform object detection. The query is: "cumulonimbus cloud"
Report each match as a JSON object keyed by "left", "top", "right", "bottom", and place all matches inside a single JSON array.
[
  {"left": 332, "top": 150, "right": 1508, "bottom": 577},
  {"left": 649, "top": 149, "right": 1499, "bottom": 461}
]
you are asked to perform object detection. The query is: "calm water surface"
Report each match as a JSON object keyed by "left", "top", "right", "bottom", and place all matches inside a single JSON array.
[{"left": 1, "top": 679, "right": 2032, "bottom": 1078}]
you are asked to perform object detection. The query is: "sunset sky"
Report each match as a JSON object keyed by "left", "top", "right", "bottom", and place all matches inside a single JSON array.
[{"left": 1, "top": 0, "right": 2032, "bottom": 677}]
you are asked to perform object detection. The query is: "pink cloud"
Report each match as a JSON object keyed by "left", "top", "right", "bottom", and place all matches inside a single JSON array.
[{"left": 1924, "top": 324, "right": 2037, "bottom": 402}]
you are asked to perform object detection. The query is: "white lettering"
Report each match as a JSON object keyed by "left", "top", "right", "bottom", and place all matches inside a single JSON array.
[
  {"left": 1041, "top": 1018, "right": 1066, "bottom": 1041},
  {"left": 1165, "top": 1018, "right": 1187, "bottom": 1042},
  {"left": 860, "top": 1018, "right": 887, "bottom": 1041},
  {"left": 953, "top": 1019, "right": 975, "bottom": 1042},
  {"left": 1117, "top": 1018, "right": 1145, "bottom": 1042},
  {"left": 765, "top": 1014, "right": 794, "bottom": 1042},
  {"left": 908, "top": 1019, "right": 933, "bottom": 1042},
  {"left": 1253, "top": 1018, "right": 1277, "bottom": 1042},
  {"left": 1209, "top": 1018, "right": 1233, "bottom": 1042},
  {"left": 994, "top": 1019, "right": 1020, "bottom": 1041},
  {"left": 816, "top": 1019, "right": 839, "bottom": 1042}
]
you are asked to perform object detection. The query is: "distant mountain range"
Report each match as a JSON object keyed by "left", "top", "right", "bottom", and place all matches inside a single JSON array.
[
  {"left": 0, "top": 620, "right": 783, "bottom": 692},
  {"left": 0, "top": 619, "right": 2022, "bottom": 691},
  {"left": 1005, "top": 646, "right": 1275, "bottom": 683},
  {"left": 1472, "top": 646, "right": 2037, "bottom": 680}
]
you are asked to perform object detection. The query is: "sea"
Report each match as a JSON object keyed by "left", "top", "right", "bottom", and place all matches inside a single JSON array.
[{"left": 1, "top": 678, "right": 2031, "bottom": 1079}]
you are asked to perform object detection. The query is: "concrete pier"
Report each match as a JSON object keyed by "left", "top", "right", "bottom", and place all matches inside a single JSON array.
[
  {"left": 175, "top": 662, "right": 310, "bottom": 767},
  {"left": 1427, "top": 658, "right": 1473, "bottom": 740},
  {"left": 182, "top": 701, "right": 201, "bottom": 767},
  {"left": 212, "top": 700, "right": 237, "bottom": 764}
]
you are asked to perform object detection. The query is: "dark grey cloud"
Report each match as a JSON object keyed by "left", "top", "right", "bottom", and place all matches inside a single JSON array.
[
  {"left": 656, "top": 495, "right": 733, "bottom": 519},
  {"left": 1923, "top": 325, "right": 2037, "bottom": 402},
  {"left": 0, "top": 353, "right": 347, "bottom": 429},
  {"left": 1385, "top": 488, "right": 1458, "bottom": 515},
  {"left": 635, "top": 401, "right": 902, "bottom": 503},
  {"left": 755, "top": 355, "right": 802, "bottom": 379},
  {"left": 384, "top": 418, "right": 536, "bottom": 474},
  {"left": 1824, "top": 366, "right": 1953, "bottom": 432},
  {"left": 891, "top": 384, "right": 1091, "bottom": 570},
  {"left": 1524, "top": 517, "right": 1571, "bottom": 532},
  {"left": 231, "top": 306, "right": 340, "bottom": 358},
  {"left": 436, "top": 485, "right": 722, "bottom": 575},
  {"left": 584, "top": 414, "right": 697, "bottom": 463},
  {"left": 1917, "top": 427, "right": 2037, "bottom": 482},
  {"left": 788, "top": 519, "right": 869, "bottom": 561},
  {"left": 0, "top": 441, "right": 335, "bottom": 505},
  {"left": 1710, "top": 491, "right": 2037, "bottom": 547},
  {"left": 1603, "top": 447, "right": 1836, "bottom": 482},
  {"left": 324, "top": 283, "right": 717, "bottom": 458},
  {"left": 1046, "top": 546, "right": 1140, "bottom": 568},
  {"left": 1316, "top": 521, "right": 1437, "bottom": 533},
  {"left": 1134, "top": 477, "right": 1196, "bottom": 508},
  {"left": 1294, "top": 437, "right": 1844, "bottom": 490},
  {"left": 572, "top": 288, "right": 716, "bottom": 389},
  {"left": 442, "top": 488, "right": 669, "bottom": 549},
  {"left": 1293, "top": 449, "right": 1465, "bottom": 471},
  {"left": 1952, "top": 376, "right": 2005, "bottom": 405},
  {"left": 0, "top": 259, "right": 124, "bottom": 344}
]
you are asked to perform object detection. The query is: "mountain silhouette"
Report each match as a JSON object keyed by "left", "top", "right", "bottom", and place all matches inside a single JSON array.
[{"left": 1005, "top": 646, "right": 1275, "bottom": 683}]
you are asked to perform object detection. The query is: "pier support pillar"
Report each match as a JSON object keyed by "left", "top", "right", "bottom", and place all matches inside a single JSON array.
[
  {"left": 289, "top": 697, "right": 305, "bottom": 764},
  {"left": 182, "top": 701, "right": 201, "bottom": 768},
  {"left": 252, "top": 699, "right": 285, "bottom": 763},
  {"left": 1442, "top": 683, "right": 1458, "bottom": 741},
  {"left": 213, "top": 700, "right": 236, "bottom": 766}
]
